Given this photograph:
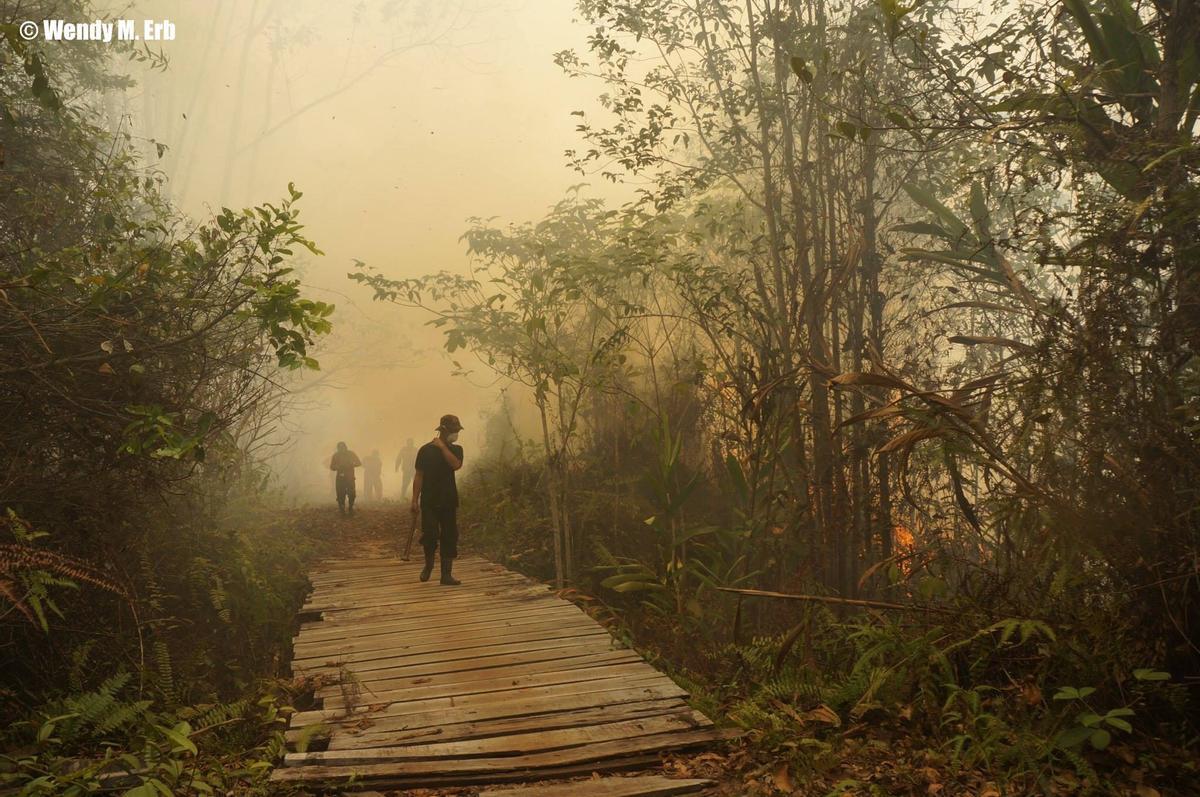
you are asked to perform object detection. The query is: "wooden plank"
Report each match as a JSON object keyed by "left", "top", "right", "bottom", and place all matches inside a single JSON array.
[
  {"left": 282, "top": 549, "right": 727, "bottom": 790},
  {"left": 307, "top": 571, "right": 533, "bottom": 595},
  {"left": 296, "top": 604, "right": 594, "bottom": 646},
  {"left": 316, "top": 647, "right": 638, "bottom": 695},
  {"left": 294, "top": 635, "right": 624, "bottom": 679},
  {"left": 270, "top": 728, "right": 735, "bottom": 783},
  {"left": 289, "top": 698, "right": 687, "bottom": 749},
  {"left": 292, "top": 625, "right": 611, "bottom": 671},
  {"left": 320, "top": 660, "right": 661, "bottom": 709},
  {"left": 305, "top": 682, "right": 690, "bottom": 743},
  {"left": 319, "top": 700, "right": 691, "bottom": 750},
  {"left": 476, "top": 775, "right": 714, "bottom": 797},
  {"left": 302, "top": 597, "right": 576, "bottom": 634},
  {"left": 276, "top": 754, "right": 665, "bottom": 790},
  {"left": 305, "top": 585, "right": 555, "bottom": 608},
  {"left": 287, "top": 711, "right": 713, "bottom": 765},
  {"left": 304, "top": 578, "right": 542, "bottom": 609},
  {"left": 294, "top": 615, "right": 603, "bottom": 659},
  {"left": 292, "top": 670, "right": 674, "bottom": 725},
  {"left": 300, "top": 601, "right": 587, "bottom": 641},
  {"left": 306, "top": 585, "right": 549, "bottom": 614},
  {"left": 319, "top": 650, "right": 643, "bottom": 705}
]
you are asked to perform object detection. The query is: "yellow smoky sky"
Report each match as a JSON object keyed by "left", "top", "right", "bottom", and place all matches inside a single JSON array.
[{"left": 108, "top": 0, "right": 631, "bottom": 499}]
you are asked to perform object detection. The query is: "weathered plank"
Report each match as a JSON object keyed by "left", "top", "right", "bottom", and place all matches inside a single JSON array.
[
  {"left": 291, "top": 671, "right": 676, "bottom": 726},
  {"left": 292, "top": 626, "right": 613, "bottom": 672},
  {"left": 298, "top": 683, "right": 691, "bottom": 750},
  {"left": 315, "top": 647, "right": 638, "bottom": 695},
  {"left": 475, "top": 775, "right": 715, "bottom": 797},
  {"left": 320, "top": 658, "right": 652, "bottom": 709},
  {"left": 321, "top": 700, "right": 691, "bottom": 750},
  {"left": 270, "top": 727, "right": 736, "bottom": 784},
  {"left": 294, "top": 634, "right": 623, "bottom": 679},
  {"left": 286, "top": 711, "right": 712, "bottom": 765},
  {"left": 294, "top": 613, "right": 602, "bottom": 658},
  {"left": 279, "top": 552, "right": 729, "bottom": 789}
]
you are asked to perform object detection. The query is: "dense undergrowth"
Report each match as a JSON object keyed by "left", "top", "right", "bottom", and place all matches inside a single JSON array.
[
  {"left": 460, "top": 441, "right": 1198, "bottom": 796},
  {"left": 0, "top": 506, "right": 334, "bottom": 797},
  {"left": 1, "top": 4, "right": 336, "bottom": 794}
]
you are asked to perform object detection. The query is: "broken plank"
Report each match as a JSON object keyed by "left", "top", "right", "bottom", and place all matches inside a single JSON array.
[
  {"left": 287, "top": 711, "right": 713, "bottom": 765},
  {"left": 270, "top": 727, "right": 736, "bottom": 784},
  {"left": 318, "top": 699, "right": 691, "bottom": 751},
  {"left": 476, "top": 775, "right": 715, "bottom": 797}
]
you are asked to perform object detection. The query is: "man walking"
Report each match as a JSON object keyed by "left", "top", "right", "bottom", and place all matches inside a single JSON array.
[
  {"left": 411, "top": 415, "right": 464, "bottom": 585},
  {"left": 329, "top": 442, "right": 362, "bottom": 516},
  {"left": 362, "top": 449, "right": 383, "bottom": 501},
  {"left": 394, "top": 438, "right": 417, "bottom": 498}
]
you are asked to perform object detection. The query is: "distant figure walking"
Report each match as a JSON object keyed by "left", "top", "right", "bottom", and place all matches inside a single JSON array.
[
  {"left": 363, "top": 449, "right": 383, "bottom": 501},
  {"left": 395, "top": 438, "right": 417, "bottom": 498},
  {"left": 329, "top": 442, "right": 362, "bottom": 516},
  {"left": 412, "top": 415, "right": 464, "bottom": 585}
]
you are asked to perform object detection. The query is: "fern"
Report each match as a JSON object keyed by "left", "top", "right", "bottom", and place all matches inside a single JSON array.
[
  {"left": 192, "top": 698, "right": 250, "bottom": 731},
  {"left": 0, "top": 512, "right": 128, "bottom": 630},
  {"left": 151, "top": 639, "right": 176, "bottom": 705}
]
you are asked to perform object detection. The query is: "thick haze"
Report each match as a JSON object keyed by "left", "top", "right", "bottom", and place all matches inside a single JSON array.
[{"left": 113, "top": 0, "right": 628, "bottom": 500}]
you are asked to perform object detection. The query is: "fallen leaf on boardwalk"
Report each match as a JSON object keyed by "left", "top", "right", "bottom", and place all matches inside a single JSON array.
[
  {"left": 773, "top": 762, "right": 794, "bottom": 793},
  {"left": 413, "top": 677, "right": 431, "bottom": 684},
  {"left": 368, "top": 703, "right": 387, "bottom": 711}
]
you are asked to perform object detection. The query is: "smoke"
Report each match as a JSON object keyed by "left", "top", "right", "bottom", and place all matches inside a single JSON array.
[{"left": 108, "top": 0, "right": 629, "bottom": 501}]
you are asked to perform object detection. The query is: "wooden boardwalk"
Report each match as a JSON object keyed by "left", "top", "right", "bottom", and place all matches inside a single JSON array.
[{"left": 272, "top": 552, "right": 730, "bottom": 792}]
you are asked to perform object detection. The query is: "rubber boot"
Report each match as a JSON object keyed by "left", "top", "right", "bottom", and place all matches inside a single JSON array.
[
  {"left": 419, "top": 551, "right": 435, "bottom": 583},
  {"left": 439, "top": 559, "right": 461, "bottom": 586}
]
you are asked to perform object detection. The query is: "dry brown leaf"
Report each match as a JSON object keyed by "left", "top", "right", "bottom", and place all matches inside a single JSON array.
[
  {"left": 802, "top": 704, "right": 841, "bottom": 726},
  {"left": 1135, "top": 787, "right": 1161, "bottom": 797},
  {"left": 1020, "top": 682, "right": 1042, "bottom": 705},
  {"left": 773, "top": 762, "right": 795, "bottom": 794}
]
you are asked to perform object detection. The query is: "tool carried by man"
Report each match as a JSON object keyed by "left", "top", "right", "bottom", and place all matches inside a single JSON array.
[{"left": 402, "top": 502, "right": 418, "bottom": 560}]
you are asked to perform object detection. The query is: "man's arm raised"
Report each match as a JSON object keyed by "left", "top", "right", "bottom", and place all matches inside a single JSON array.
[{"left": 433, "top": 437, "right": 462, "bottom": 471}]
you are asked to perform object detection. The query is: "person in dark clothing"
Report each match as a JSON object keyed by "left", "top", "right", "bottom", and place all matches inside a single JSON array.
[
  {"left": 362, "top": 449, "right": 383, "bottom": 501},
  {"left": 329, "top": 442, "right": 362, "bottom": 516},
  {"left": 411, "top": 414, "right": 464, "bottom": 585},
  {"left": 394, "top": 438, "right": 417, "bottom": 498}
]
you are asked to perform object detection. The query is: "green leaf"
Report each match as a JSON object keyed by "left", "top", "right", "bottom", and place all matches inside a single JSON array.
[
  {"left": 1055, "top": 725, "right": 1094, "bottom": 748},
  {"left": 1105, "top": 716, "right": 1133, "bottom": 732},
  {"left": 155, "top": 722, "right": 197, "bottom": 755},
  {"left": 902, "top": 183, "right": 970, "bottom": 240},
  {"left": 893, "top": 221, "right": 952, "bottom": 239},
  {"left": 1133, "top": 668, "right": 1170, "bottom": 681},
  {"left": 1089, "top": 728, "right": 1112, "bottom": 750},
  {"left": 611, "top": 580, "right": 667, "bottom": 593}
]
